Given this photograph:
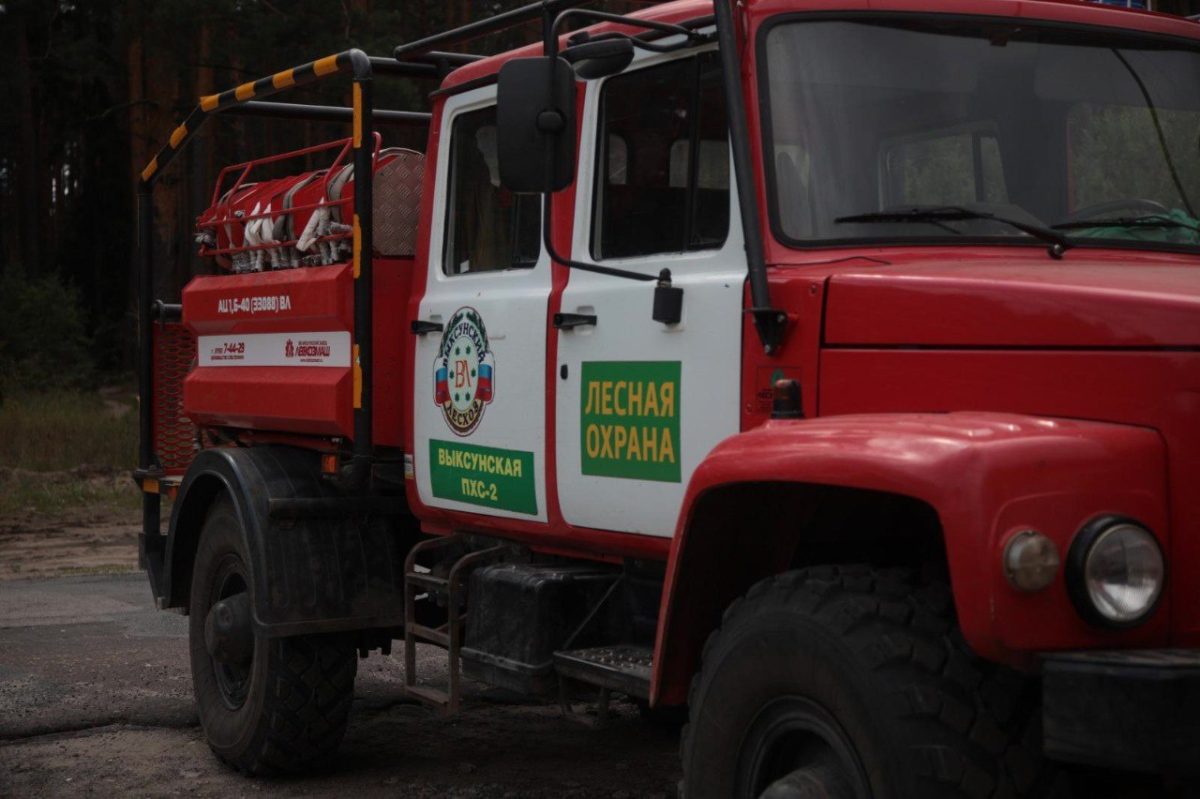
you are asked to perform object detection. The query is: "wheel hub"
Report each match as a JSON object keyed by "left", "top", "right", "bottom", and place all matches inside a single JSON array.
[
  {"left": 738, "top": 696, "right": 871, "bottom": 799},
  {"left": 204, "top": 591, "right": 254, "bottom": 665}
]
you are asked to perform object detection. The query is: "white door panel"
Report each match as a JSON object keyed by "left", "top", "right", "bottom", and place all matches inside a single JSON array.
[
  {"left": 413, "top": 89, "right": 549, "bottom": 522},
  {"left": 556, "top": 44, "right": 743, "bottom": 537},
  {"left": 556, "top": 264, "right": 743, "bottom": 535}
]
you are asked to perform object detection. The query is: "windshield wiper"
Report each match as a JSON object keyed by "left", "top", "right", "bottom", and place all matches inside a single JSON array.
[
  {"left": 1051, "top": 214, "right": 1200, "bottom": 233},
  {"left": 835, "top": 206, "right": 1071, "bottom": 259}
]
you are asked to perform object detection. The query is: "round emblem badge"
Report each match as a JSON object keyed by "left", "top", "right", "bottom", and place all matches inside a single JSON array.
[{"left": 433, "top": 306, "right": 495, "bottom": 436}]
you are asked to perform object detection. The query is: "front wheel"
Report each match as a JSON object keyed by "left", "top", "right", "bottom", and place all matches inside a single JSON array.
[
  {"left": 188, "top": 497, "right": 357, "bottom": 775},
  {"left": 680, "top": 566, "right": 1055, "bottom": 799}
]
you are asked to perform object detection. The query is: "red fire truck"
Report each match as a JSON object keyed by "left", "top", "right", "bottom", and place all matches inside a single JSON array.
[{"left": 135, "top": 0, "right": 1200, "bottom": 794}]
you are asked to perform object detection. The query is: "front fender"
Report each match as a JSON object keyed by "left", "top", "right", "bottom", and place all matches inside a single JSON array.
[{"left": 653, "top": 412, "right": 1168, "bottom": 704}]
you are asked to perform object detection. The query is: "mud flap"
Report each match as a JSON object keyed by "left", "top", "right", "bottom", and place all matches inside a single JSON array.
[{"left": 160, "top": 446, "right": 409, "bottom": 636}]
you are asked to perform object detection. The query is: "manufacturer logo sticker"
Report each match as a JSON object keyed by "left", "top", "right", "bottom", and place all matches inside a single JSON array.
[
  {"left": 433, "top": 306, "right": 495, "bottom": 436},
  {"left": 196, "top": 331, "right": 349, "bottom": 367}
]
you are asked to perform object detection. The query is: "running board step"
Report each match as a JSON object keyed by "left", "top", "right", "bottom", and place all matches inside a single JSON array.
[
  {"left": 553, "top": 645, "right": 652, "bottom": 700},
  {"left": 402, "top": 535, "right": 514, "bottom": 715}
]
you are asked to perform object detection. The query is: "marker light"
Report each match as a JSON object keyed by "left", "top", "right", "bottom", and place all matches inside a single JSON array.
[
  {"left": 771, "top": 379, "right": 803, "bottom": 420},
  {"left": 1067, "top": 517, "right": 1164, "bottom": 627},
  {"left": 1003, "top": 530, "right": 1060, "bottom": 592}
]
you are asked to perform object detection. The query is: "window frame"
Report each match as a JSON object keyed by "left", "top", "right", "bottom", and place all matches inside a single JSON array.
[
  {"left": 440, "top": 102, "right": 541, "bottom": 277},
  {"left": 755, "top": 10, "right": 1200, "bottom": 255},
  {"left": 589, "top": 50, "right": 731, "bottom": 262},
  {"left": 876, "top": 120, "right": 1007, "bottom": 209}
]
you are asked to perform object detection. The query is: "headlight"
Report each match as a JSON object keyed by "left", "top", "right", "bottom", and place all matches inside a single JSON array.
[{"left": 1067, "top": 517, "right": 1165, "bottom": 628}]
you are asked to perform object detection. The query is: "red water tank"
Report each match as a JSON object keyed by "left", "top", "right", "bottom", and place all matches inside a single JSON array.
[{"left": 181, "top": 138, "right": 425, "bottom": 446}]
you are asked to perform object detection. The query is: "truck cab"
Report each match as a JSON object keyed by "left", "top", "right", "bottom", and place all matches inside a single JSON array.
[{"left": 136, "top": 1, "right": 1200, "bottom": 794}]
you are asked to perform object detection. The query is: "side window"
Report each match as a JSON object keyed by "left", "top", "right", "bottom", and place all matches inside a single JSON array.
[
  {"left": 592, "top": 52, "right": 729, "bottom": 260},
  {"left": 882, "top": 127, "right": 1008, "bottom": 207},
  {"left": 443, "top": 106, "right": 540, "bottom": 275}
]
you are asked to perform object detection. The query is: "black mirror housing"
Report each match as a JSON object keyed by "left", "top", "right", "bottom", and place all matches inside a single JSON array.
[
  {"left": 497, "top": 57, "right": 577, "bottom": 193},
  {"left": 562, "top": 38, "right": 634, "bottom": 80}
]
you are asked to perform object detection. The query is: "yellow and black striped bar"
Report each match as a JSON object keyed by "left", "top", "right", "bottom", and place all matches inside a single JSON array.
[
  {"left": 348, "top": 71, "right": 375, "bottom": 484},
  {"left": 139, "top": 49, "right": 377, "bottom": 186},
  {"left": 136, "top": 46, "right": 401, "bottom": 521}
]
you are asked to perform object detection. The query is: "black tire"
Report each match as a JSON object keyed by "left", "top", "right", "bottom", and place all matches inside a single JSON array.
[
  {"left": 637, "top": 698, "right": 689, "bottom": 729},
  {"left": 681, "top": 565, "right": 1057, "bottom": 799},
  {"left": 188, "top": 497, "right": 357, "bottom": 775}
]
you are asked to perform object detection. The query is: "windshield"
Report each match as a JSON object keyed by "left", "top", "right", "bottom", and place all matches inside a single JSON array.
[{"left": 762, "top": 16, "right": 1200, "bottom": 253}]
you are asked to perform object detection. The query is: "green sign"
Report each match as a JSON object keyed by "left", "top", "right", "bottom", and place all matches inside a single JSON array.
[
  {"left": 429, "top": 439, "right": 537, "bottom": 515},
  {"left": 580, "top": 361, "right": 681, "bottom": 483}
]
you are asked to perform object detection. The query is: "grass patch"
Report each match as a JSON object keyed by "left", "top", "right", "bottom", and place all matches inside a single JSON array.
[
  {"left": 0, "top": 387, "right": 142, "bottom": 516},
  {"left": 0, "top": 388, "right": 137, "bottom": 471},
  {"left": 0, "top": 467, "right": 142, "bottom": 516}
]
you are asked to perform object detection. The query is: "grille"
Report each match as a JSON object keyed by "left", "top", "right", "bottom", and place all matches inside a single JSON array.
[{"left": 153, "top": 322, "right": 198, "bottom": 476}]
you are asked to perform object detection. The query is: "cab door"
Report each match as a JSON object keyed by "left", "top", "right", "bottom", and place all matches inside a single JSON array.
[
  {"left": 412, "top": 88, "right": 549, "bottom": 522},
  {"left": 554, "top": 48, "right": 744, "bottom": 537}
]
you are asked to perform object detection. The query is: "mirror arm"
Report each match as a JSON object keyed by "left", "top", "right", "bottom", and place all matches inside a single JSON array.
[
  {"left": 525, "top": 5, "right": 687, "bottom": 285},
  {"left": 540, "top": 192, "right": 655, "bottom": 282}
]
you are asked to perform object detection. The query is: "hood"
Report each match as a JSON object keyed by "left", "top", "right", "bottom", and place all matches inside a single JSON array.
[{"left": 821, "top": 250, "right": 1200, "bottom": 349}]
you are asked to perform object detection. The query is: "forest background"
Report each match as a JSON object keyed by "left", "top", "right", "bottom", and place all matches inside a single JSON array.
[
  {"left": 0, "top": 0, "right": 663, "bottom": 394},
  {"left": 0, "top": 0, "right": 1196, "bottom": 395}
]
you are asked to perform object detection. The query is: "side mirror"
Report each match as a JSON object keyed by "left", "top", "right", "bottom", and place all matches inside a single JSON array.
[
  {"left": 561, "top": 38, "right": 634, "bottom": 80},
  {"left": 497, "top": 57, "right": 577, "bottom": 193}
]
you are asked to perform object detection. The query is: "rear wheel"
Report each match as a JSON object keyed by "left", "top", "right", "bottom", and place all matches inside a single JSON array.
[
  {"left": 188, "top": 497, "right": 357, "bottom": 775},
  {"left": 681, "top": 565, "right": 1056, "bottom": 799}
]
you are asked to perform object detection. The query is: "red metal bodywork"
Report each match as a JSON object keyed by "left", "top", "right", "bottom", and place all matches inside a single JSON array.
[
  {"left": 183, "top": 257, "right": 410, "bottom": 446},
  {"left": 170, "top": 0, "right": 1200, "bottom": 705},
  {"left": 650, "top": 0, "right": 1200, "bottom": 702},
  {"left": 431, "top": 0, "right": 1200, "bottom": 700},
  {"left": 653, "top": 411, "right": 1172, "bottom": 703}
]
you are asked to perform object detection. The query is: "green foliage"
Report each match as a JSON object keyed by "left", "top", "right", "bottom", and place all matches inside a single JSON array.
[
  {"left": 0, "top": 269, "right": 95, "bottom": 393},
  {"left": 1071, "top": 104, "right": 1200, "bottom": 213}
]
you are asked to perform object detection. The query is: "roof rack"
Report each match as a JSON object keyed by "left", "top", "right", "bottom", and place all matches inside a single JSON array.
[{"left": 394, "top": 0, "right": 594, "bottom": 61}]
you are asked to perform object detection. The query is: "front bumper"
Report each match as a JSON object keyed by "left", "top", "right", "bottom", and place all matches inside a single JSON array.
[{"left": 1042, "top": 649, "right": 1200, "bottom": 774}]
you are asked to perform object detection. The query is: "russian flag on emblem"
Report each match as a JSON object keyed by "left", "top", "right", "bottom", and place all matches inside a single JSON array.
[
  {"left": 477, "top": 362, "right": 493, "bottom": 402},
  {"left": 435, "top": 366, "right": 450, "bottom": 404}
]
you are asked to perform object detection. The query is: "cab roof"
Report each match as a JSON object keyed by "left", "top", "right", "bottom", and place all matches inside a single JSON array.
[{"left": 437, "top": 0, "right": 1200, "bottom": 91}]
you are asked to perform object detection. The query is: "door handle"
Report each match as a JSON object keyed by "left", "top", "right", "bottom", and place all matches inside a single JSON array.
[
  {"left": 553, "top": 312, "right": 598, "bottom": 330},
  {"left": 411, "top": 319, "right": 444, "bottom": 335}
]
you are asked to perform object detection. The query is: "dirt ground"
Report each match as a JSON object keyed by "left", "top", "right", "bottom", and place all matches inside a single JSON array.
[
  {"left": 0, "top": 513, "right": 681, "bottom": 798},
  {"left": 0, "top": 495, "right": 141, "bottom": 580},
  {"left": 1, "top": 507, "right": 1188, "bottom": 798}
]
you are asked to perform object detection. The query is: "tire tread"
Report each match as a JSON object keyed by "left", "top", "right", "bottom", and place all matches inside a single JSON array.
[
  {"left": 680, "top": 565, "right": 1054, "bottom": 799},
  {"left": 223, "top": 635, "right": 357, "bottom": 775}
]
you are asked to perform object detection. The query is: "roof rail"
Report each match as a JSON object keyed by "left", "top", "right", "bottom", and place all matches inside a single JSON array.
[{"left": 393, "top": 0, "right": 595, "bottom": 61}]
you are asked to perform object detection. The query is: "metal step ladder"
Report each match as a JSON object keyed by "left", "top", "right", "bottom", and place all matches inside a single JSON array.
[
  {"left": 402, "top": 535, "right": 510, "bottom": 714},
  {"left": 554, "top": 644, "right": 654, "bottom": 700}
]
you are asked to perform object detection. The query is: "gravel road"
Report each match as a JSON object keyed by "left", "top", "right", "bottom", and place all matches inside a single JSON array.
[{"left": 0, "top": 573, "right": 681, "bottom": 798}]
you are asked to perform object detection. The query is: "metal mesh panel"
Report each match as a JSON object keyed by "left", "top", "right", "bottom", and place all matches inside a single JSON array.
[
  {"left": 153, "top": 323, "right": 198, "bottom": 476},
  {"left": 373, "top": 149, "right": 425, "bottom": 256}
]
